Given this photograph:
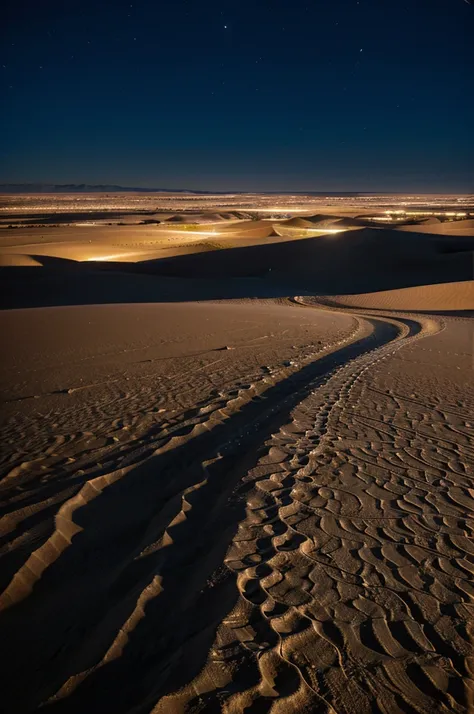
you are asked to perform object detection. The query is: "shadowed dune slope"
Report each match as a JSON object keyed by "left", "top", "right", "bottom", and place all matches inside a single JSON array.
[
  {"left": 1, "top": 228, "right": 472, "bottom": 310},
  {"left": 135, "top": 228, "right": 473, "bottom": 292}
]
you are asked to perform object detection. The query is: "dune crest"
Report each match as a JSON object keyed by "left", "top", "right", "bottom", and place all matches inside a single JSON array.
[{"left": 325, "top": 280, "right": 474, "bottom": 311}]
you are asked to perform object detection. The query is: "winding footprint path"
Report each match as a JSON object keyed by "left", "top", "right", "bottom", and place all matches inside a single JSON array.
[{"left": 1, "top": 300, "right": 472, "bottom": 714}]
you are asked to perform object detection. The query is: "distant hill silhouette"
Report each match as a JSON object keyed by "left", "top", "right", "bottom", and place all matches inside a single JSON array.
[
  {"left": 0, "top": 184, "right": 389, "bottom": 196},
  {"left": 0, "top": 184, "right": 219, "bottom": 194}
]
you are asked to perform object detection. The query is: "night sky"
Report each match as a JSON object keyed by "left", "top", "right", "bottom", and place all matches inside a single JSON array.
[{"left": 2, "top": 0, "right": 473, "bottom": 192}]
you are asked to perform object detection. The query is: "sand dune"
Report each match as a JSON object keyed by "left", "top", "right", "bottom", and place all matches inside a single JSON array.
[
  {"left": 0, "top": 254, "right": 43, "bottom": 267},
  {"left": 215, "top": 220, "right": 277, "bottom": 238},
  {"left": 278, "top": 217, "right": 316, "bottom": 228},
  {"left": 398, "top": 218, "right": 474, "bottom": 236},
  {"left": 0, "top": 220, "right": 279, "bottom": 266},
  {"left": 2, "top": 226, "right": 472, "bottom": 311},
  {"left": 419, "top": 216, "right": 441, "bottom": 224},
  {"left": 330, "top": 215, "right": 371, "bottom": 227},
  {"left": 325, "top": 280, "right": 474, "bottom": 311},
  {"left": 272, "top": 215, "right": 360, "bottom": 238},
  {"left": 278, "top": 214, "right": 366, "bottom": 229},
  {"left": 135, "top": 227, "right": 473, "bottom": 293},
  {"left": 163, "top": 212, "right": 252, "bottom": 225}
]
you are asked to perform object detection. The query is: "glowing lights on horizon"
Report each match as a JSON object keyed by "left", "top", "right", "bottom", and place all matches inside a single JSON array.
[
  {"left": 2, "top": 193, "right": 473, "bottom": 218},
  {"left": 385, "top": 210, "right": 467, "bottom": 217}
]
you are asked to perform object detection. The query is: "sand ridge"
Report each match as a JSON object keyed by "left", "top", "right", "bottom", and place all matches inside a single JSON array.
[{"left": 319, "top": 281, "right": 474, "bottom": 312}]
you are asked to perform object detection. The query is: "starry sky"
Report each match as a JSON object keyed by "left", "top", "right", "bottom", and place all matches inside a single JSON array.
[{"left": 2, "top": 0, "right": 473, "bottom": 192}]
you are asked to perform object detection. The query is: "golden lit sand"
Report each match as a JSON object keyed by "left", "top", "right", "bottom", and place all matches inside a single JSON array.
[
  {"left": 397, "top": 218, "right": 474, "bottom": 236},
  {"left": 324, "top": 281, "right": 474, "bottom": 311}
]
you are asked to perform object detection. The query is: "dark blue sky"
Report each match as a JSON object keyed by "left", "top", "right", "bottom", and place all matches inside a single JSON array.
[{"left": 2, "top": 0, "right": 473, "bottom": 192}]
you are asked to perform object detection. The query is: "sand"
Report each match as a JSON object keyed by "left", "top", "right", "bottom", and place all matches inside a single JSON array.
[
  {"left": 323, "top": 281, "right": 474, "bottom": 312},
  {"left": 0, "top": 220, "right": 279, "bottom": 266},
  {"left": 397, "top": 219, "right": 474, "bottom": 236},
  {"left": 129, "top": 227, "right": 473, "bottom": 297},
  {"left": 155, "top": 309, "right": 474, "bottom": 714},
  {"left": 0, "top": 199, "right": 473, "bottom": 714}
]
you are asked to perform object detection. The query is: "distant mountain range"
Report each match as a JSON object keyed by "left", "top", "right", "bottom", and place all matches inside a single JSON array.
[
  {"left": 0, "top": 184, "right": 219, "bottom": 194},
  {"left": 0, "top": 184, "right": 392, "bottom": 196}
]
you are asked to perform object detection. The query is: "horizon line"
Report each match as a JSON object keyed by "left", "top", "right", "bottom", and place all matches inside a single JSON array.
[{"left": 1, "top": 183, "right": 473, "bottom": 196}]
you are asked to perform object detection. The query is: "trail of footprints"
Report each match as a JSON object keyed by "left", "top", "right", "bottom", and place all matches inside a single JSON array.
[
  {"left": 161, "top": 317, "right": 474, "bottom": 714},
  {"left": 0, "top": 315, "right": 360, "bottom": 486},
  {"left": 1, "top": 308, "right": 473, "bottom": 713},
  {"left": 0, "top": 318, "right": 363, "bottom": 599}
]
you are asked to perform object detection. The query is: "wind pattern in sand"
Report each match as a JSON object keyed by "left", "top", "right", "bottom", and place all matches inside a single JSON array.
[{"left": 1, "top": 296, "right": 473, "bottom": 714}]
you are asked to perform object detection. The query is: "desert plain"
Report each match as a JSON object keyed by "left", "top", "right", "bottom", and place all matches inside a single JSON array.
[{"left": 0, "top": 192, "right": 474, "bottom": 714}]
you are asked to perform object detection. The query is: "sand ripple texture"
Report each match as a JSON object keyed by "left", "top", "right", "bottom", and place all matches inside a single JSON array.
[{"left": 0, "top": 302, "right": 473, "bottom": 714}]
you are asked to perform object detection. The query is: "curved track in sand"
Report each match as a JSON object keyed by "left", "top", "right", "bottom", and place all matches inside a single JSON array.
[{"left": 1, "top": 302, "right": 472, "bottom": 714}]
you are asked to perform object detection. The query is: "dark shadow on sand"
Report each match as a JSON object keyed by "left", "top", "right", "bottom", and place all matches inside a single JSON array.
[{"left": 1, "top": 229, "right": 472, "bottom": 310}]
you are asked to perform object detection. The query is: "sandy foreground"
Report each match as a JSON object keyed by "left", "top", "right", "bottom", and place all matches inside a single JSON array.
[{"left": 1, "top": 206, "right": 474, "bottom": 713}]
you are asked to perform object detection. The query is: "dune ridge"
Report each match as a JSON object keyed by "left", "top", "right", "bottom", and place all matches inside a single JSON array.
[{"left": 322, "top": 281, "right": 474, "bottom": 312}]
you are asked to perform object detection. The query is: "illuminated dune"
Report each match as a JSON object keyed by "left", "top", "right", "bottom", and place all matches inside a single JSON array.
[
  {"left": 273, "top": 214, "right": 367, "bottom": 238},
  {"left": 326, "top": 280, "right": 474, "bottom": 311},
  {"left": 0, "top": 254, "right": 43, "bottom": 267},
  {"left": 163, "top": 212, "right": 245, "bottom": 225},
  {"left": 328, "top": 216, "right": 371, "bottom": 228},
  {"left": 398, "top": 218, "right": 474, "bottom": 236},
  {"left": 278, "top": 217, "right": 316, "bottom": 228},
  {"left": 419, "top": 216, "right": 441, "bottom": 224},
  {"left": 0, "top": 219, "right": 278, "bottom": 264},
  {"left": 273, "top": 225, "right": 352, "bottom": 238}
]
